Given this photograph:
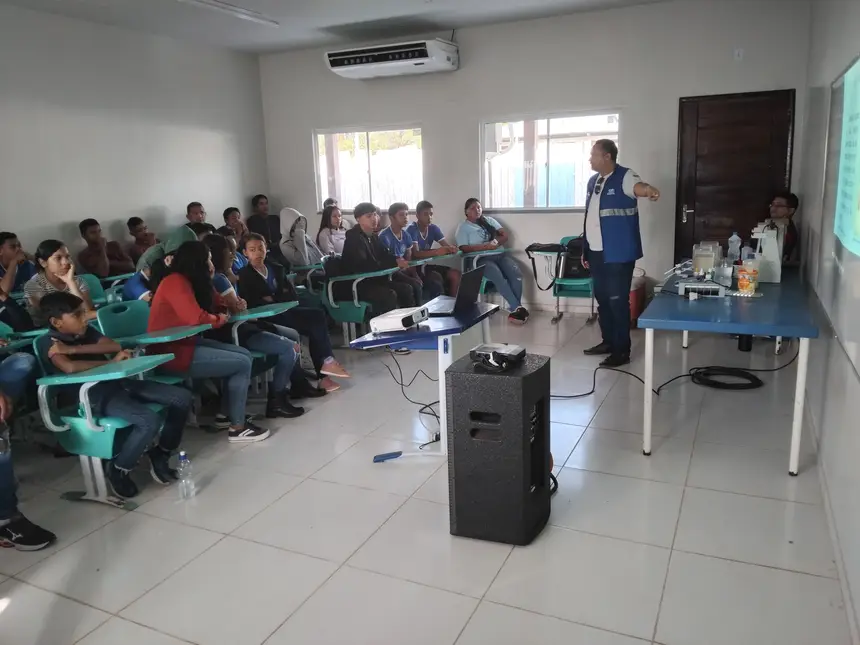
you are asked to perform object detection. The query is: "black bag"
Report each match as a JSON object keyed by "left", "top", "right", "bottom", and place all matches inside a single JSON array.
[{"left": 524, "top": 238, "right": 590, "bottom": 291}]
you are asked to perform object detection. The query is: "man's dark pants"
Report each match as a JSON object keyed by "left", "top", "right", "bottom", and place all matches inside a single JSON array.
[{"left": 587, "top": 250, "right": 635, "bottom": 355}]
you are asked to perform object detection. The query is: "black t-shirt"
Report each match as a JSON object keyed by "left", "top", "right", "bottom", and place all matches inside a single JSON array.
[{"left": 37, "top": 326, "right": 106, "bottom": 376}]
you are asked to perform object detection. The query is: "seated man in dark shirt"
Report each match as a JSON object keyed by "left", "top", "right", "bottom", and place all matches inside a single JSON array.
[
  {"left": 0, "top": 232, "right": 37, "bottom": 296},
  {"left": 77, "top": 218, "right": 135, "bottom": 278},
  {"left": 769, "top": 191, "right": 799, "bottom": 263},
  {"left": 37, "top": 291, "right": 192, "bottom": 498},
  {"left": 340, "top": 202, "right": 415, "bottom": 315},
  {"left": 126, "top": 217, "right": 159, "bottom": 265}
]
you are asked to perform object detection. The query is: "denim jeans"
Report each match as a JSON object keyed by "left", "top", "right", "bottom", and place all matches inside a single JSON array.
[
  {"left": 587, "top": 250, "right": 635, "bottom": 355},
  {"left": 187, "top": 338, "right": 253, "bottom": 426},
  {"left": 273, "top": 307, "right": 334, "bottom": 374},
  {"left": 244, "top": 330, "right": 297, "bottom": 393},
  {"left": 393, "top": 270, "right": 423, "bottom": 305},
  {"left": 89, "top": 379, "right": 192, "bottom": 471},
  {"left": 0, "top": 352, "right": 37, "bottom": 401},
  {"left": 477, "top": 254, "right": 523, "bottom": 310}
]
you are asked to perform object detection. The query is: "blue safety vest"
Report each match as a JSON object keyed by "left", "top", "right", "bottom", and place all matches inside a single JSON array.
[{"left": 583, "top": 165, "right": 643, "bottom": 264}]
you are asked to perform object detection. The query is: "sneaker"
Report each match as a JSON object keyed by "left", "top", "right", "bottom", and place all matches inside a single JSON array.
[
  {"left": 0, "top": 515, "right": 56, "bottom": 551},
  {"left": 290, "top": 383, "right": 327, "bottom": 400},
  {"left": 148, "top": 448, "right": 178, "bottom": 485},
  {"left": 107, "top": 463, "right": 140, "bottom": 499},
  {"left": 600, "top": 353, "right": 631, "bottom": 368},
  {"left": 266, "top": 392, "right": 305, "bottom": 419},
  {"left": 212, "top": 414, "right": 231, "bottom": 431},
  {"left": 583, "top": 342, "right": 613, "bottom": 356},
  {"left": 320, "top": 360, "right": 350, "bottom": 378},
  {"left": 508, "top": 306, "right": 530, "bottom": 325},
  {"left": 228, "top": 421, "right": 271, "bottom": 443},
  {"left": 319, "top": 376, "right": 341, "bottom": 393}
]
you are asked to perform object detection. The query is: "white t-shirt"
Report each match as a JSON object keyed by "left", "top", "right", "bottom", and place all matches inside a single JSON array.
[{"left": 585, "top": 168, "right": 641, "bottom": 252}]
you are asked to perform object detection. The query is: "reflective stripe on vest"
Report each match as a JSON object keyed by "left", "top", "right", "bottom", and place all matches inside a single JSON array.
[{"left": 599, "top": 207, "right": 638, "bottom": 217}]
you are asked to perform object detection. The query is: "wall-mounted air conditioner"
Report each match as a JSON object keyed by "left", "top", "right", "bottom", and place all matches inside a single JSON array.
[{"left": 325, "top": 39, "right": 459, "bottom": 80}]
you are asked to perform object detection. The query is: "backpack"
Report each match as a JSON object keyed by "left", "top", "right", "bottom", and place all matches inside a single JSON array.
[{"left": 524, "top": 237, "right": 591, "bottom": 291}]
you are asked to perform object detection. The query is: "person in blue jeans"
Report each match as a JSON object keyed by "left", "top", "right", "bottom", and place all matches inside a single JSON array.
[
  {"left": 455, "top": 198, "right": 529, "bottom": 324},
  {"left": 37, "top": 291, "right": 193, "bottom": 499},
  {"left": 0, "top": 351, "right": 57, "bottom": 551}
]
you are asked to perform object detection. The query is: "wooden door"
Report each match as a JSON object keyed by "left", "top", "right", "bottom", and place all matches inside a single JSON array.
[{"left": 674, "top": 90, "right": 795, "bottom": 262}]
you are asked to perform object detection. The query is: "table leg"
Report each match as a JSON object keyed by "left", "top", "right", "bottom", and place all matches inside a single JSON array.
[
  {"left": 643, "top": 328, "right": 654, "bottom": 456},
  {"left": 775, "top": 336, "right": 783, "bottom": 355},
  {"left": 682, "top": 330, "right": 689, "bottom": 349},
  {"left": 789, "top": 337, "right": 810, "bottom": 476}
]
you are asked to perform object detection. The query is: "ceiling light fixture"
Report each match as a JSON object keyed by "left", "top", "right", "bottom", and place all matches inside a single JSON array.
[{"left": 175, "top": 0, "right": 280, "bottom": 27}]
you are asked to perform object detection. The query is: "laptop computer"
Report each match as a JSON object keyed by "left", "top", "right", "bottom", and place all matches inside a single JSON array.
[{"left": 425, "top": 265, "right": 485, "bottom": 317}]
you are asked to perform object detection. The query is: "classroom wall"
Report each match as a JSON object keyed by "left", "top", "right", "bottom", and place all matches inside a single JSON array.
[
  {"left": 259, "top": 0, "right": 811, "bottom": 309},
  {"left": 799, "top": 0, "right": 860, "bottom": 640},
  {"left": 0, "top": 4, "right": 269, "bottom": 253}
]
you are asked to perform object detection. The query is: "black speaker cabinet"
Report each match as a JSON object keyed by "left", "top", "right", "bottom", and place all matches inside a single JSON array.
[{"left": 446, "top": 353, "right": 551, "bottom": 546}]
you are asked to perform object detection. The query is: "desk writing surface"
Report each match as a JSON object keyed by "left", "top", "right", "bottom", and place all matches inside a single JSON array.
[
  {"left": 639, "top": 273, "right": 820, "bottom": 338},
  {"left": 229, "top": 301, "right": 297, "bottom": 322},
  {"left": 349, "top": 302, "right": 499, "bottom": 349},
  {"left": 37, "top": 353, "right": 175, "bottom": 386},
  {"left": 102, "top": 273, "right": 135, "bottom": 284},
  {"left": 0, "top": 338, "right": 34, "bottom": 353},
  {"left": 117, "top": 324, "right": 211, "bottom": 346}
]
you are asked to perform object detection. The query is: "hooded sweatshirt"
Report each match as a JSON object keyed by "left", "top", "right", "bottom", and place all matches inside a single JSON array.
[
  {"left": 135, "top": 224, "right": 197, "bottom": 271},
  {"left": 278, "top": 208, "right": 324, "bottom": 267}
]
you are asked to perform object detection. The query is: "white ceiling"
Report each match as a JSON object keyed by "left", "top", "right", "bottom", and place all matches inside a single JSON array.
[{"left": 1, "top": 0, "right": 673, "bottom": 53}]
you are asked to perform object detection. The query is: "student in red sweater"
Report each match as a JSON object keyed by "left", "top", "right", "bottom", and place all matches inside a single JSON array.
[{"left": 147, "top": 241, "right": 269, "bottom": 443}]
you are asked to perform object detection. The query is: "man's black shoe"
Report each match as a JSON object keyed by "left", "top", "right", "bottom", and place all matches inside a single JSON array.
[
  {"left": 583, "top": 342, "right": 613, "bottom": 356},
  {"left": 600, "top": 353, "right": 631, "bottom": 368}
]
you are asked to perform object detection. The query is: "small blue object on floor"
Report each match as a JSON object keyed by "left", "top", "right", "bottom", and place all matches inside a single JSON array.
[{"left": 373, "top": 451, "right": 403, "bottom": 463}]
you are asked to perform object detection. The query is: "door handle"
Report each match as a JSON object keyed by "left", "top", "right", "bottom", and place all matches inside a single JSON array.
[{"left": 681, "top": 204, "right": 694, "bottom": 224}]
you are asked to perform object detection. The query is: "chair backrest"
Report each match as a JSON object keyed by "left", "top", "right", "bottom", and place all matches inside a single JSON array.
[
  {"left": 0, "top": 321, "right": 13, "bottom": 338},
  {"left": 31, "top": 336, "right": 52, "bottom": 377},
  {"left": 560, "top": 235, "right": 582, "bottom": 246},
  {"left": 96, "top": 300, "right": 150, "bottom": 339},
  {"left": 79, "top": 274, "right": 107, "bottom": 300}
]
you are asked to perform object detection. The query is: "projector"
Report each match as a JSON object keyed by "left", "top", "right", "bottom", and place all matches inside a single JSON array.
[{"left": 369, "top": 306, "right": 429, "bottom": 334}]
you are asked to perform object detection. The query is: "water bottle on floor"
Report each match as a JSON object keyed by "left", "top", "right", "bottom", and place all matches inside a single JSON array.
[{"left": 177, "top": 451, "right": 196, "bottom": 500}]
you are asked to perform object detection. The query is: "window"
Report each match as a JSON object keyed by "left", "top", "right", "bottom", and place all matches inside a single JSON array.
[
  {"left": 481, "top": 113, "right": 619, "bottom": 210},
  {"left": 315, "top": 128, "right": 423, "bottom": 210}
]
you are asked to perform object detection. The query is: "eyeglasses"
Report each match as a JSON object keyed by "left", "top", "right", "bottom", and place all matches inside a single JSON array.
[{"left": 594, "top": 176, "right": 605, "bottom": 196}]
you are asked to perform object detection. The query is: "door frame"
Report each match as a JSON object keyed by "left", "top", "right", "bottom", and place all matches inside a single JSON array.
[{"left": 673, "top": 89, "right": 796, "bottom": 262}]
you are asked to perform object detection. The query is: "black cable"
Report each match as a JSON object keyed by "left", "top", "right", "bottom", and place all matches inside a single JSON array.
[
  {"left": 381, "top": 350, "right": 441, "bottom": 423},
  {"left": 549, "top": 473, "right": 558, "bottom": 496}
]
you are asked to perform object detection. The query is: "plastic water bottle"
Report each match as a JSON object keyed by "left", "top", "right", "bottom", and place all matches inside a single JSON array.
[
  {"left": 727, "top": 232, "right": 742, "bottom": 265},
  {"left": 177, "top": 451, "right": 196, "bottom": 500}
]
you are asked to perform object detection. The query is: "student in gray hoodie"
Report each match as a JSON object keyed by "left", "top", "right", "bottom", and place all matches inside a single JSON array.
[{"left": 278, "top": 208, "right": 325, "bottom": 267}]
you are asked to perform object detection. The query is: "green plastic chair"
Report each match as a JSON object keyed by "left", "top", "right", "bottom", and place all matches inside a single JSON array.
[
  {"left": 549, "top": 235, "right": 594, "bottom": 324},
  {"left": 79, "top": 273, "right": 108, "bottom": 307},
  {"left": 96, "top": 301, "right": 185, "bottom": 386},
  {"left": 33, "top": 338, "right": 169, "bottom": 510}
]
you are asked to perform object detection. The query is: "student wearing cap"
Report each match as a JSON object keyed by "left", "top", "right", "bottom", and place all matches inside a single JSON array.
[{"left": 340, "top": 202, "right": 415, "bottom": 315}]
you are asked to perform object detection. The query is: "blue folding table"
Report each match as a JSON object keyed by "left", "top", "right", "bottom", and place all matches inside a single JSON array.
[
  {"left": 638, "top": 275, "right": 820, "bottom": 475},
  {"left": 350, "top": 302, "right": 500, "bottom": 453}
]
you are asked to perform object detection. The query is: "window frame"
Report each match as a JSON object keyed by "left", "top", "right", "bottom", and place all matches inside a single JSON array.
[
  {"left": 478, "top": 107, "right": 625, "bottom": 214},
  {"left": 313, "top": 123, "right": 424, "bottom": 214}
]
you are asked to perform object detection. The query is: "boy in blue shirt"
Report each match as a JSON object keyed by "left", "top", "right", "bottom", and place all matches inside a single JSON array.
[
  {"left": 0, "top": 232, "right": 37, "bottom": 296},
  {"left": 37, "top": 291, "right": 192, "bottom": 498},
  {"left": 405, "top": 200, "right": 461, "bottom": 295},
  {"left": 379, "top": 203, "right": 442, "bottom": 303}
]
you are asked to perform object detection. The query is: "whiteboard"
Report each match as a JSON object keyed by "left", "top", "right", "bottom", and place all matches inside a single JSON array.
[{"left": 816, "top": 54, "right": 860, "bottom": 375}]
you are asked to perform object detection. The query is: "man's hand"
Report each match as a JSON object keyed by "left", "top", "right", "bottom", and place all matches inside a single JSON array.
[
  {"left": 396, "top": 258, "right": 409, "bottom": 269},
  {"left": 141, "top": 292, "right": 153, "bottom": 303},
  {"left": 48, "top": 339, "right": 72, "bottom": 357},
  {"left": 0, "top": 391, "right": 13, "bottom": 421},
  {"left": 112, "top": 349, "right": 133, "bottom": 362},
  {"left": 581, "top": 256, "right": 590, "bottom": 270},
  {"left": 646, "top": 185, "right": 660, "bottom": 201},
  {"left": 216, "top": 313, "right": 230, "bottom": 326},
  {"left": 237, "top": 298, "right": 248, "bottom": 311}
]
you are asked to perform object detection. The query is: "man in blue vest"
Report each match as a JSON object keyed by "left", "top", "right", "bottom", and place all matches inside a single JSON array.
[{"left": 582, "top": 139, "right": 660, "bottom": 367}]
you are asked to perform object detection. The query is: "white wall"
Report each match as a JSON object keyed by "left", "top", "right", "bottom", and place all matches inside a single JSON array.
[
  {"left": 799, "top": 0, "right": 860, "bottom": 640},
  {"left": 259, "top": 0, "right": 810, "bottom": 308},
  {"left": 0, "top": 4, "right": 269, "bottom": 252}
]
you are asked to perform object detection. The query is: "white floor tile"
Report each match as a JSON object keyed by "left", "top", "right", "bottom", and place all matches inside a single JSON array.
[
  {"left": 486, "top": 526, "right": 669, "bottom": 640},
  {"left": 77, "top": 617, "right": 190, "bottom": 645},
  {"left": 313, "top": 436, "right": 444, "bottom": 496},
  {"left": 550, "top": 422, "right": 586, "bottom": 467},
  {"left": 370, "top": 409, "right": 440, "bottom": 445},
  {"left": 550, "top": 363, "right": 619, "bottom": 398},
  {"left": 348, "top": 498, "right": 512, "bottom": 597},
  {"left": 656, "top": 551, "right": 850, "bottom": 645},
  {"left": 589, "top": 395, "right": 701, "bottom": 438},
  {"left": 674, "top": 487, "right": 837, "bottom": 578},
  {"left": 457, "top": 601, "right": 649, "bottom": 645},
  {"left": 265, "top": 566, "right": 477, "bottom": 645},
  {"left": 413, "top": 463, "right": 449, "bottom": 505},
  {"left": 0, "top": 579, "right": 109, "bottom": 645},
  {"left": 0, "top": 491, "right": 124, "bottom": 576},
  {"left": 224, "top": 425, "right": 363, "bottom": 477},
  {"left": 18, "top": 512, "right": 221, "bottom": 612},
  {"left": 695, "top": 405, "right": 814, "bottom": 453},
  {"left": 550, "top": 396, "right": 603, "bottom": 427},
  {"left": 565, "top": 428, "right": 693, "bottom": 485},
  {"left": 550, "top": 469, "right": 683, "bottom": 547},
  {"left": 121, "top": 536, "right": 336, "bottom": 645},
  {"left": 234, "top": 478, "right": 405, "bottom": 563},
  {"left": 687, "top": 442, "right": 822, "bottom": 504},
  {"left": 136, "top": 465, "right": 302, "bottom": 533}
]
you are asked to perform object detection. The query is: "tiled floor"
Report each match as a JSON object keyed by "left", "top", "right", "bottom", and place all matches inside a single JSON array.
[{"left": 0, "top": 314, "right": 852, "bottom": 645}]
